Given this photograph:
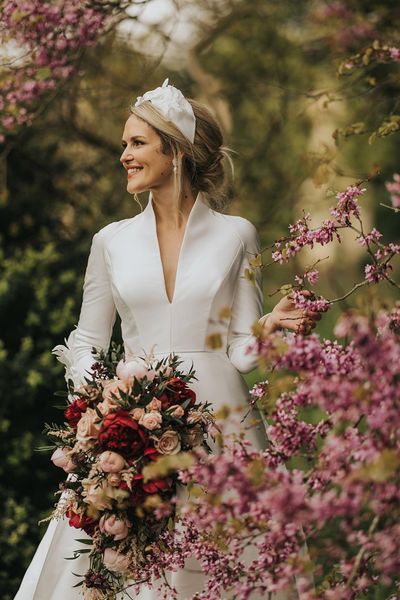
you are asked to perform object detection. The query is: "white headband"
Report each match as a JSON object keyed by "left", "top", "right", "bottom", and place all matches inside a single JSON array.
[{"left": 134, "top": 78, "right": 196, "bottom": 144}]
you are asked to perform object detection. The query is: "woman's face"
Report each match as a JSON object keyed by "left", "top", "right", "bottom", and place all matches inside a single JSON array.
[{"left": 120, "top": 114, "right": 174, "bottom": 194}]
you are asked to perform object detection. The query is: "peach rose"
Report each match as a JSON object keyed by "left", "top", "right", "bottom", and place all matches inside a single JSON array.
[
  {"left": 51, "top": 447, "right": 75, "bottom": 473},
  {"left": 98, "top": 451, "right": 126, "bottom": 473},
  {"left": 186, "top": 410, "right": 203, "bottom": 425},
  {"left": 139, "top": 411, "right": 162, "bottom": 431},
  {"left": 82, "top": 479, "right": 129, "bottom": 511},
  {"left": 130, "top": 407, "right": 145, "bottom": 421},
  {"left": 155, "top": 429, "right": 181, "bottom": 455},
  {"left": 107, "top": 472, "right": 122, "bottom": 487},
  {"left": 99, "top": 515, "right": 130, "bottom": 540},
  {"left": 102, "top": 379, "right": 131, "bottom": 403},
  {"left": 147, "top": 397, "right": 162, "bottom": 412},
  {"left": 103, "top": 548, "right": 130, "bottom": 574},
  {"left": 183, "top": 425, "right": 204, "bottom": 448},
  {"left": 97, "top": 397, "right": 118, "bottom": 416},
  {"left": 168, "top": 405, "right": 185, "bottom": 418},
  {"left": 116, "top": 359, "right": 148, "bottom": 384},
  {"left": 76, "top": 408, "right": 100, "bottom": 447}
]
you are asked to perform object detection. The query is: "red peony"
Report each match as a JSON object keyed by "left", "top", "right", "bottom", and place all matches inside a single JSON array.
[
  {"left": 161, "top": 377, "right": 196, "bottom": 409},
  {"left": 98, "top": 410, "right": 148, "bottom": 458},
  {"left": 66, "top": 508, "right": 97, "bottom": 535},
  {"left": 64, "top": 397, "right": 88, "bottom": 428}
]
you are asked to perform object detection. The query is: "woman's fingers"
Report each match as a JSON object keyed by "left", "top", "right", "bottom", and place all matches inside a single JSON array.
[{"left": 306, "top": 310, "right": 321, "bottom": 320}]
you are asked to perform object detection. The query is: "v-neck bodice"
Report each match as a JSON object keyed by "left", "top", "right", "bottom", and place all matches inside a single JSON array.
[
  {"left": 146, "top": 191, "right": 206, "bottom": 305},
  {"left": 52, "top": 191, "right": 264, "bottom": 385}
]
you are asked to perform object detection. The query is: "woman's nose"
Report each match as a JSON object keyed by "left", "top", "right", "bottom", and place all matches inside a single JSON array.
[{"left": 120, "top": 148, "right": 133, "bottom": 164}]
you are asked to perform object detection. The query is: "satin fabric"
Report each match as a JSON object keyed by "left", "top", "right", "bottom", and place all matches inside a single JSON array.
[{"left": 14, "top": 192, "right": 294, "bottom": 599}]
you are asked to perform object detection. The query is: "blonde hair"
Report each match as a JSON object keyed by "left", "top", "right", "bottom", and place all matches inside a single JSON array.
[{"left": 129, "top": 98, "right": 234, "bottom": 213}]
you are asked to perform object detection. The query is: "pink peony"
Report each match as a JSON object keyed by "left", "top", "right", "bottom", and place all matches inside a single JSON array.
[
  {"left": 103, "top": 548, "right": 130, "bottom": 574},
  {"left": 99, "top": 515, "right": 130, "bottom": 540},
  {"left": 98, "top": 450, "right": 126, "bottom": 473},
  {"left": 116, "top": 359, "right": 148, "bottom": 384}
]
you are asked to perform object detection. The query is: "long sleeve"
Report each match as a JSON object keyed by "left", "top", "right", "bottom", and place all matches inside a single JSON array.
[
  {"left": 226, "top": 220, "right": 264, "bottom": 374},
  {"left": 52, "top": 226, "right": 117, "bottom": 388}
]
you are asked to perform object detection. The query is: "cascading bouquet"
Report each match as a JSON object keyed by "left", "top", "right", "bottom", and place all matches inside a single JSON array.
[{"left": 43, "top": 344, "right": 214, "bottom": 598}]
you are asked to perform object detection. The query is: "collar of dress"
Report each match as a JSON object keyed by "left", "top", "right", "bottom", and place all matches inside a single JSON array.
[{"left": 143, "top": 189, "right": 210, "bottom": 225}]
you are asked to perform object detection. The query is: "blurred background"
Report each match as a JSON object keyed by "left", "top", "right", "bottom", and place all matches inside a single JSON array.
[{"left": 0, "top": 1, "right": 399, "bottom": 596}]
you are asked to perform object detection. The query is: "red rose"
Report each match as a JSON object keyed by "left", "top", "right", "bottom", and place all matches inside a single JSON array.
[
  {"left": 98, "top": 410, "right": 148, "bottom": 458},
  {"left": 161, "top": 377, "right": 196, "bottom": 409},
  {"left": 143, "top": 477, "right": 173, "bottom": 494},
  {"left": 64, "top": 398, "right": 88, "bottom": 428},
  {"left": 66, "top": 508, "right": 97, "bottom": 535}
]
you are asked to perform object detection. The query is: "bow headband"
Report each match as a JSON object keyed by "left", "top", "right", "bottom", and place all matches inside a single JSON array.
[{"left": 134, "top": 78, "right": 196, "bottom": 144}]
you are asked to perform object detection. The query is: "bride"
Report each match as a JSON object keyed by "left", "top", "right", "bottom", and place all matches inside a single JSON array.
[{"left": 14, "top": 78, "right": 321, "bottom": 600}]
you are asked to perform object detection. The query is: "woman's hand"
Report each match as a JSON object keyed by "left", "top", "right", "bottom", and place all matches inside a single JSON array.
[{"left": 259, "top": 290, "right": 325, "bottom": 336}]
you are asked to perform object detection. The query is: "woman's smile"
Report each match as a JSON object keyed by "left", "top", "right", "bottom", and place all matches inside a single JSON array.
[{"left": 127, "top": 166, "right": 143, "bottom": 179}]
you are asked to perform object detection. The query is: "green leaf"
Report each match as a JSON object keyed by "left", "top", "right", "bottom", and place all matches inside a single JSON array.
[{"left": 74, "top": 538, "right": 94, "bottom": 545}]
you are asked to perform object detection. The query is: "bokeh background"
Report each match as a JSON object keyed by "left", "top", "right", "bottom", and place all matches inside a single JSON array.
[{"left": 1, "top": 1, "right": 399, "bottom": 597}]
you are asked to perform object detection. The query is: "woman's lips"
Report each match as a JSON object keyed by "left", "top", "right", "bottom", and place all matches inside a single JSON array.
[{"left": 127, "top": 167, "right": 143, "bottom": 179}]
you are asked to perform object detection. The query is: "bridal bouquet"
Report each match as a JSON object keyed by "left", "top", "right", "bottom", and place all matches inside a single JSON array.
[{"left": 44, "top": 345, "right": 214, "bottom": 598}]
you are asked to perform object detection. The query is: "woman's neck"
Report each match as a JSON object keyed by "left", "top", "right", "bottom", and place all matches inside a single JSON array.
[{"left": 150, "top": 181, "right": 198, "bottom": 229}]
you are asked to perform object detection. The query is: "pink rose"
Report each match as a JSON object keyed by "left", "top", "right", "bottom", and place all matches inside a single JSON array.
[
  {"left": 147, "top": 397, "right": 162, "bottom": 411},
  {"left": 116, "top": 359, "right": 148, "bottom": 384},
  {"left": 168, "top": 404, "right": 185, "bottom": 418},
  {"left": 76, "top": 408, "right": 101, "bottom": 447},
  {"left": 98, "top": 451, "right": 126, "bottom": 473},
  {"left": 130, "top": 407, "right": 145, "bottom": 421},
  {"left": 51, "top": 447, "right": 75, "bottom": 473},
  {"left": 99, "top": 515, "right": 130, "bottom": 540},
  {"left": 103, "top": 548, "right": 130, "bottom": 574},
  {"left": 139, "top": 411, "right": 162, "bottom": 431}
]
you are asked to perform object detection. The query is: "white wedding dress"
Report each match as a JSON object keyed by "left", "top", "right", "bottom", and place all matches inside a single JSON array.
[{"left": 14, "top": 191, "right": 297, "bottom": 600}]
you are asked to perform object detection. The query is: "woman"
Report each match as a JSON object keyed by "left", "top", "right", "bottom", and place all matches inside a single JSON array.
[{"left": 15, "top": 79, "right": 321, "bottom": 600}]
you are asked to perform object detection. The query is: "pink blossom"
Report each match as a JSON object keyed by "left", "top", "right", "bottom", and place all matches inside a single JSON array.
[
  {"left": 385, "top": 173, "right": 400, "bottom": 208},
  {"left": 389, "top": 47, "right": 400, "bottom": 62}
]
